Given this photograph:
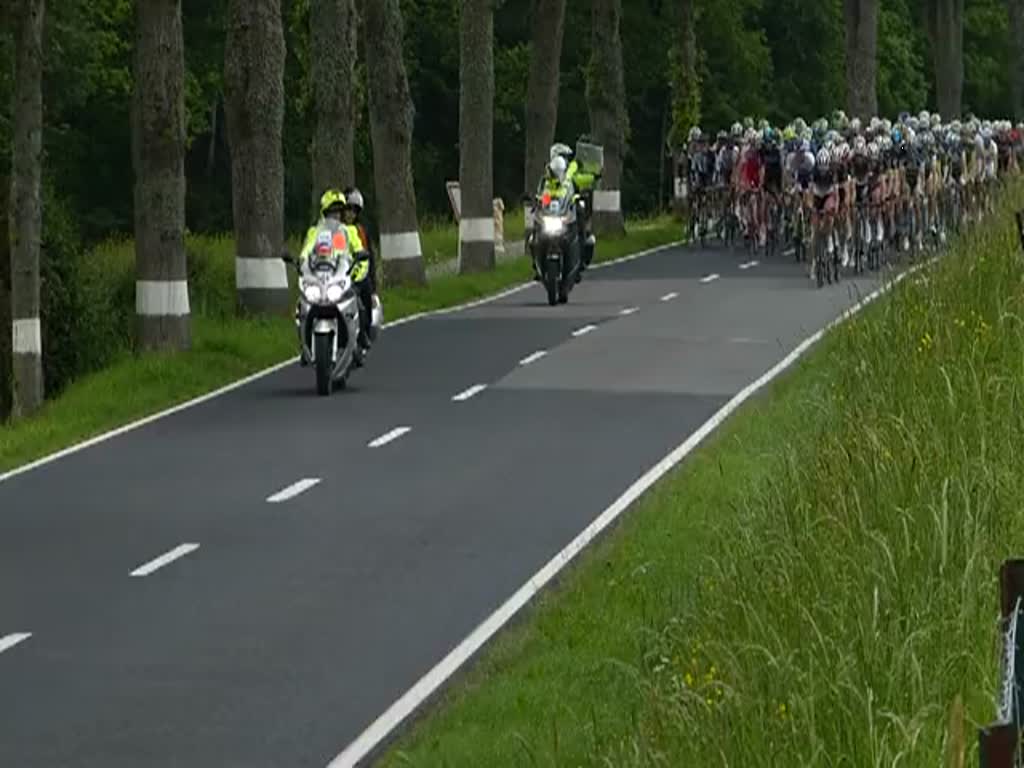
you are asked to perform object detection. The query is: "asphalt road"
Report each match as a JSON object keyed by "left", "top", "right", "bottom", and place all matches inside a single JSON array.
[{"left": 0, "top": 242, "right": 887, "bottom": 767}]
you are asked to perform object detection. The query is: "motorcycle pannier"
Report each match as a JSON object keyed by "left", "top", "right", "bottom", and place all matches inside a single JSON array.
[{"left": 575, "top": 141, "right": 604, "bottom": 176}]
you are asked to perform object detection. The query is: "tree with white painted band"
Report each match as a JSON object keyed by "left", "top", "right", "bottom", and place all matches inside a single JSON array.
[
  {"left": 8, "top": 0, "right": 46, "bottom": 416},
  {"left": 132, "top": 0, "right": 191, "bottom": 351},
  {"left": 225, "top": 0, "right": 291, "bottom": 314},
  {"left": 363, "top": 0, "right": 426, "bottom": 287},
  {"left": 458, "top": 0, "right": 496, "bottom": 274},
  {"left": 586, "top": 0, "right": 627, "bottom": 236}
]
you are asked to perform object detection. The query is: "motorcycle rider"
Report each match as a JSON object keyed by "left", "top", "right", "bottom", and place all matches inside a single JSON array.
[
  {"left": 528, "top": 155, "right": 580, "bottom": 280},
  {"left": 296, "top": 188, "right": 373, "bottom": 365},
  {"left": 339, "top": 186, "right": 380, "bottom": 358}
]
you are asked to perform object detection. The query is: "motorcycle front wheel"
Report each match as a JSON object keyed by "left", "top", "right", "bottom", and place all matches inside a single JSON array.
[
  {"left": 315, "top": 333, "right": 333, "bottom": 396},
  {"left": 545, "top": 259, "right": 560, "bottom": 306}
]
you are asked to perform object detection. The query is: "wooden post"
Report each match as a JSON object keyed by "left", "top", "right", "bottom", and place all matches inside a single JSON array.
[{"left": 979, "top": 723, "right": 1017, "bottom": 768}]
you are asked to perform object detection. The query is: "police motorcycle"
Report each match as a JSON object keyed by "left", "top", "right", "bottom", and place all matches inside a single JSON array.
[
  {"left": 281, "top": 221, "right": 382, "bottom": 396},
  {"left": 524, "top": 185, "right": 583, "bottom": 306}
]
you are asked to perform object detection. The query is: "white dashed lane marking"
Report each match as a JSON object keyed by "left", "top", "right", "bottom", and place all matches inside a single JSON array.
[
  {"left": 368, "top": 427, "right": 412, "bottom": 448},
  {"left": 130, "top": 543, "right": 200, "bottom": 577}
]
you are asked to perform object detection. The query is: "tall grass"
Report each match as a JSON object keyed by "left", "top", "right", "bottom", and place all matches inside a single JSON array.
[
  {"left": 383, "top": 185, "right": 1024, "bottom": 767},
  {"left": 629, "top": 188, "right": 1024, "bottom": 767}
]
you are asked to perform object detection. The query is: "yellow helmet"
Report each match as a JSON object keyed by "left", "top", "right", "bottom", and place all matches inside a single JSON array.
[{"left": 319, "top": 188, "right": 347, "bottom": 218}]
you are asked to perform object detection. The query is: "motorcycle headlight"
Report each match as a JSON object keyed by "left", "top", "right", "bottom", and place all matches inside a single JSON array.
[
  {"left": 326, "top": 283, "right": 344, "bottom": 303},
  {"left": 541, "top": 216, "right": 565, "bottom": 235},
  {"left": 303, "top": 282, "right": 322, "bottom": 302}
]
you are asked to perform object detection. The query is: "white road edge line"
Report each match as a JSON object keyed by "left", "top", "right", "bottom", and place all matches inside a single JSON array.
[
  {"left": 700, "top": 273, "right": 720, "bottom": 283},
  {"left": 572, "top": 324, "right": 597, "bottom": 337},
  {"left": 452, "top": 384, "right": 487, "bottom": 402},
  {"left": 130, "top": 543, "right": 200, "bottom": 577},
  {"left": 368, "top": 427, "right": 412, "bottom": 448},
  {"left": 619, "top": 306, "right": 639, "bottom": 316},
  {"left": 518, "top": 350, "right": 547, "bottom": 365},
  {"left": 660, "top": 291, "right": 679, "bottom": 302},
  {"left": 267, "top": 477, "right": 321, "bottom": 503},
  {"left": 326, "top": 259, "right": 933, "bottom": 768},
  {"left": 739, "top": 260, "right": 759, "bottom": 270},
  {"left": 0, "top": 633, "right": 32, "bottom": 655},
  {"left": 0, "top": 240, "right": 686, "bottom": 488}
]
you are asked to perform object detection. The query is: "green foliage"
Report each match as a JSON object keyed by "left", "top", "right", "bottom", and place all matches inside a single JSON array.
[
  {"left": 877, "top": 0, "right": 930, "bottom": 116},
  {"left": 964, "top": 0, "right": 1010, "bottom": 118}
]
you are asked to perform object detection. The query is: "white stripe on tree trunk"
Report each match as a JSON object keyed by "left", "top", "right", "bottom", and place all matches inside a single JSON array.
[
  {"left": 236, "top": 257, "right": 288, "bottom": 290},
  {"left": 594, "top": 190, "right": 621, "bottom": 212},
  {"left": 11, "top": 318, "right": 41, "bottom": 355},
  {"left": 380, "top": 231, "right": 423, "bottom": 261},
  {"left": 459, "top": 217, "right": 494, "bottom": 243},
  {"left": 135, "top": 280, "right": 191, "bottom": 316}
]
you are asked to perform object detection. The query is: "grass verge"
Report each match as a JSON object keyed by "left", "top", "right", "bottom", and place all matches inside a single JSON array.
[
  {"left": 0, "top": 214, "right": 680, "bottom": 474},
  {"left": 377, "top": 186, "right": 1024, "bottom": 767}
]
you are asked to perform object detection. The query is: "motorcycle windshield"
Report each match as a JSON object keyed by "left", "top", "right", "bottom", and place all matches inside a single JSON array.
[
  {"left": 309, "top": 222, "right": 352, "bottom": 276},
  {"left": 541, "top": 191, "right": 570, "bottom": 215}
]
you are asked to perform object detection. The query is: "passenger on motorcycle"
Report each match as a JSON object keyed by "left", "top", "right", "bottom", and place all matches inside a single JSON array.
[
  {"left": 340, "top": 186, "right": 380, "bottom": 356},
  {"left": 548, "top": 140, "right": 598, "bottom": 274}
]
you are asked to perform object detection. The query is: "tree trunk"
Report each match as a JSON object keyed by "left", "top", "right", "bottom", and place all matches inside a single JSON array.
[
  {"left": 1011, "top": 0, "right": 1024, "bottom": 120},
  {"left": 206, "top": 97, "right": 218, "bottom": 177},
  {"left": 523, "top": 0, "right": 566, "bottom": 194},
  {"left": 458, "top": 0, "right": 495, "bottom": 274},
  {"left": 668, "top": 0, "right": 698, "bottom": 217},
  {"left": 844, "top": 0, "right": 879, "bottom": 119},
  {"left": 362, "top": 0, "right": 425, "bottom": 286},
  {"left": 224, "top": 0, "right": 290, "bottom": 313},
  {"left": 926, "top": 0, "right": 964, "bottom": 119},
  {"left": 8, "top": 0, "right": 45, "bottom": 417},
  {"left": 587, "top": 0, "right": 627, "bottom": 235},
  {"left": 310, "top": 0, "right": 357, "bottom": 215},
  {"left": 132, "top": 0, "right": 191, "bottom": 352}
]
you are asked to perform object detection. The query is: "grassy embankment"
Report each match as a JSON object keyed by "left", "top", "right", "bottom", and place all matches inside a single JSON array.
[
  {"left": 379, "top": 184, "right": 1024, "bottom": 767},
  {"left": 0, "top": 211, "right": 680, "bottom": 473}
]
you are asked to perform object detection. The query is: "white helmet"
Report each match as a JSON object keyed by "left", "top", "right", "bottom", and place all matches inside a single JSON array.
[
  {"left": 816, "top": 147, "right": 830, "bottom": 168},
  {"left": 344, "top": 186, "right": 364, "bottom": 211},
  {"left": 548, "top": 155, "right": 568, "bottom": 182},
  {"left": 549, "top": 142, "right": 572, "bottom": 162}
]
